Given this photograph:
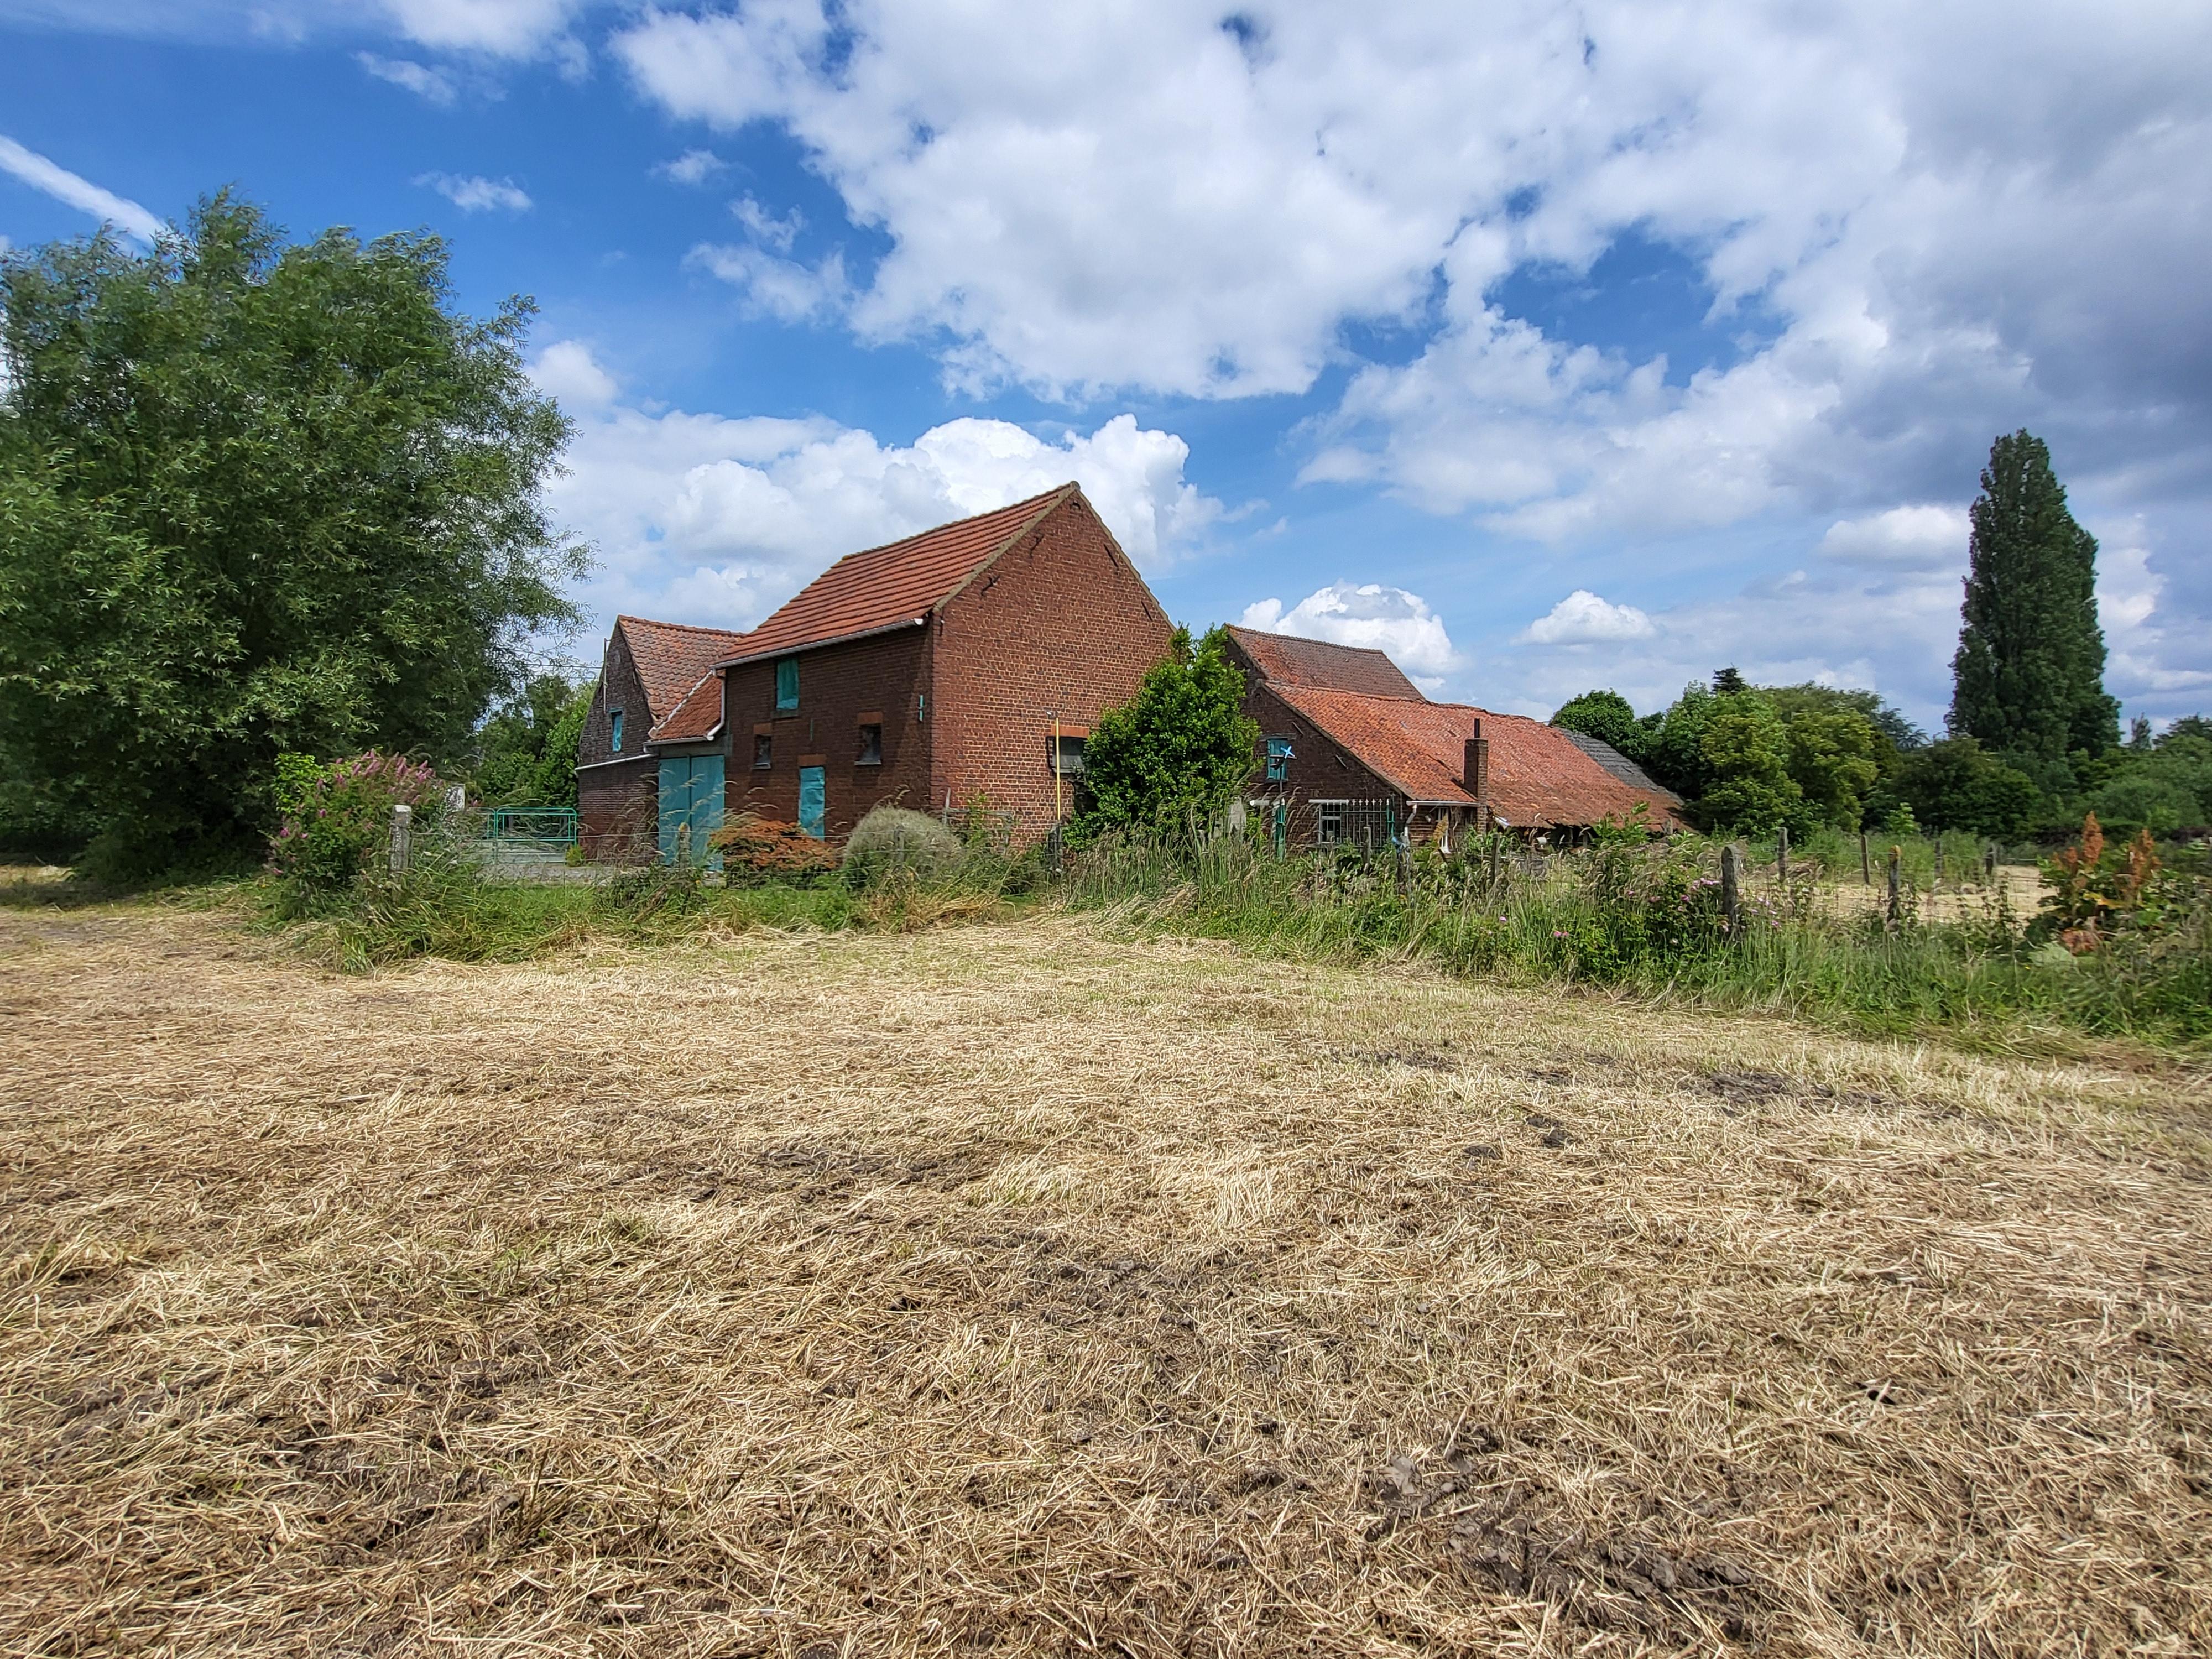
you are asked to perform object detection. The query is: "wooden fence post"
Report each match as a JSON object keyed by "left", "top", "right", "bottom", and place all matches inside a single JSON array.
[
  {"left": 676, "top": 821, "right": 692, "bottom": 867},
  {"left": 1886, "top": 845, "right": 1902, "bottom": 930},
  {"left": 1777, "top": 824, "right": 1789, "bottom": 885},
  {"left": 1860, "top": 830, "right": 1871, "bottom": 886},
  {"left": 389, "top": 804, "right": 412, "bottom": 878},
  {"left": 1720, "top": 842, "right": 1741, "bottom": 936}
]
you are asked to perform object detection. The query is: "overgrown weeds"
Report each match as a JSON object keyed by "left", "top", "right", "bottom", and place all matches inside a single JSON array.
[
  {"left": 1058, "top": 828, "right": 2212, "bottom": 1052},
  {"left": 246, "top": 805, "right": 2210, "bottom": 1052}
]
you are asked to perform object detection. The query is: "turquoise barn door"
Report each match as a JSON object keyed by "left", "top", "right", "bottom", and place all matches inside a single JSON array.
[
  {"left": 688, "top": 754, "right": 725, "bottom": 867},
  {"left": 798, "top": 765, "right": 826, "bottom": 839},
  {"left": 658, "top": 755, "right": 727, "bottom": 863},
  {"left": 658, "top": 755, "right": 692, "bottom": 862}
]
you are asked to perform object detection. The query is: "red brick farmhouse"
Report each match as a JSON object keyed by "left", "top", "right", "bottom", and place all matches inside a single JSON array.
[
  {"left": 576, "top": 485, "right": 1173, "bottom": 857},
  {"left": 1223, "top": 625, "right": 1682, "bottom": 851}
]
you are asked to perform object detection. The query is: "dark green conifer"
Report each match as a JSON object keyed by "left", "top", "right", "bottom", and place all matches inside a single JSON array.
[{"left": 1948, "top": 431, "right": 2119, "bottom": 763}]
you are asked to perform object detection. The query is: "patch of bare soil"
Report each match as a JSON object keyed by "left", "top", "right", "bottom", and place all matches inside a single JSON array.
[{"left": 2, "top": 903, "right": 2208, "bottom": 1656}]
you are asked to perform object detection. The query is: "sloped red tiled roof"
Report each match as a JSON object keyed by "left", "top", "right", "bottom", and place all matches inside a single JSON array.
[
  {"left": 1272, "top": 685, "right": 1682, "bottom": 830},
  {"left": 617, "top": 616, "right": 750, "bottom": 721},
  {"left": 650, "top": 670, "right": 725, "bottom": 742},
  {"left": 720, "top": 486, "right": 1076, "bottom": 666},
  {"left": 1224, "top": 625, "right": 1424, "bottom": 700}
]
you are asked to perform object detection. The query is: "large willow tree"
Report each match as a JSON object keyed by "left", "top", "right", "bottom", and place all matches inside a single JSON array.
[{"left": 0, "top": 193, "right": 585, "bottom": 875}]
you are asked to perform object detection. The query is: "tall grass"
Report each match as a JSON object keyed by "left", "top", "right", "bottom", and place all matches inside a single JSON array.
[
  {"left": 247, "top": 817, "right": 2209, "bottom": 1053},
  {"left": 1060, "top": 831, "right": 2212, "bottom": 1052},
  {"left": 253, "top": 827, "right": 1043, "bottom": 971}
]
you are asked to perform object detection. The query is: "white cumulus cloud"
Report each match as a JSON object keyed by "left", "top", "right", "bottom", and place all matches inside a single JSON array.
[
  {"left": 529, "top": 339, "right": 619, "bottom": 408},
  {"left": 688, "top": 242, "right": 848, "bottom": 323},
  {"left": 1521, "top": 589, "right": 1656, "bottom": 645},
  {"left": 416, "top": 172, "right": 533, "bottom": 213},
  {"left": 1818, "top": 505, "right": 1971, "bottom": 568},
  {"left": 538, "top": 351, "right": 1223, "bottom": 633},
  {"left": 381, "top": 0, "right": 578, "bottom": 58},
  {"left": 1239, "top": 583, "right": 1459, "bottom": 685}
]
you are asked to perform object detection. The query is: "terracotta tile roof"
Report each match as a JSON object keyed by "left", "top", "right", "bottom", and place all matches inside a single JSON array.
[
  {"left": 617, "top": 615, "right": 750, "bottom": 722},
  {"left": 1224, "top": 625, "right": 1425, "bottom": 700},
  {"left": 650, "top": 670, "right": 724, "bottom": 743},
  {"left": 1271, "top": 685, "right": 1683, "bottom": 830},
  {"left": 719, "top": 486, "right": 1076, "bottom": 666}
]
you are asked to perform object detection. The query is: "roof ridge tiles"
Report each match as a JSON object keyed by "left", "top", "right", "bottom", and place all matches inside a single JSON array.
[{"left": 714, "top": 484, "right": 1082, "bottom": 667}]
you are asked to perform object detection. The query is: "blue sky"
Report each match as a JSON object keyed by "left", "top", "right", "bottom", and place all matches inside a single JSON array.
[{"left": 4, "top": 1, "right": 2209, "bottom": 732}]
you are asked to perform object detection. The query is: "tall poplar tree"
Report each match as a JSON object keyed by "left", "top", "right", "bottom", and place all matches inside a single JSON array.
[{"left": 1948, "top": 431, "right": 2119, "bottom": 766}]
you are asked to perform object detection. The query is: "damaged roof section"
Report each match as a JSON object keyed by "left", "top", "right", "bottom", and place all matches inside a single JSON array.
[{"left": 1222, "top": 625, "right": 1425, "bottom": 701}]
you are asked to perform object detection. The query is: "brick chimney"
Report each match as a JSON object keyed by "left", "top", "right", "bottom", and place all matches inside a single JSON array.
[{"left": 1463, "top": 721, "right": 1490, "bottom": 821}]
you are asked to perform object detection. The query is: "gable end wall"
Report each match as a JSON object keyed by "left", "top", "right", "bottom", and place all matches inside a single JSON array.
[{"left": 932, "top": 496, "right": 1174, "bottom": 841}]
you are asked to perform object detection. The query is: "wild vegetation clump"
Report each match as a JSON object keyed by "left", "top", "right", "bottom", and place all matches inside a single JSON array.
[
  {"left": 1059, "top": 820, "right": 2212, "bottom": 1052},
  {"left": 709, "top": 812, "right": 841, "bottom": 881},
  {"left": 842, "top": 806, "right": 964, "bottom": 884},
  {"left": 267, "top": 751, "right": 447, "bottom": 904}
]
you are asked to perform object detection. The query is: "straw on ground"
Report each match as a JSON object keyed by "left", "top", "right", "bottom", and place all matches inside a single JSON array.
[{"left": 2, "top": 897, "right": 2208, "bottom": 1656}]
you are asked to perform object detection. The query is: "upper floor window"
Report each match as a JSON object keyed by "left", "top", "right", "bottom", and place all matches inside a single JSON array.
[
  {"left": 753, "top": 733, "right": 773, "bottom": 769},
  {"left": 1265, "top": 735, "right": 1294, "bottom": 784},
  {"left": 1051, "top": 734, "right": 1087, "bottom": 775},
  {"left": 610, "top": 709, "right": 624, "bottom": 753},
  {"left": 775, "top": 657, "right": 800, "bottom": 712},
  {"left": 857, "top": 723, "right": 883, "bottom": 765}
]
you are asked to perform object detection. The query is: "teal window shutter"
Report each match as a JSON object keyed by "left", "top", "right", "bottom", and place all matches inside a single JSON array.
[
  {"left": 775, "top": 658, "right": 799, "bottom": 712},
  {"left": 610, "top": 709, "right": 623, "bottom": 752}
]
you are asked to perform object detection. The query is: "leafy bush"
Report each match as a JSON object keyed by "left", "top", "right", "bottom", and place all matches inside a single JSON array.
[
  {"left": 268, "top": 751, "right": 445, "bottom": 899},
  {"left": 708, "top": 812, "right": 839, "bottom": 881},
  {"left": 1075, "top": 625, "right": 1258, "bottom": 842},
  {"left": 843, "top": 806, "right": 963, "bottom": 885}
]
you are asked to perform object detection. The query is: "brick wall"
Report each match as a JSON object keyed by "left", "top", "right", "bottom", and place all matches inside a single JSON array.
[
  {"left": 1244, "top": 682, "right": 1397, "bottom": 813},
  {"left": 932, "top": 493, "right": 1174, "bottom": 842},
  {"left": 578, "top": 757, "right": 658, "bottom": 860},
  {"left": 577, "top": 626, "right": 658, "bottom": 857},
  {"left": 731, "top": 626, "right": 932, "bottom": 839},
  {"left": 1239, "top": 680, "right": 1486, "bottom": 851}
]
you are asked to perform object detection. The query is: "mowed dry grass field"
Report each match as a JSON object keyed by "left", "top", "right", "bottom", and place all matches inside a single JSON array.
[{"left": 3, "top": 898, "right": 2210, "bottom": 1658}]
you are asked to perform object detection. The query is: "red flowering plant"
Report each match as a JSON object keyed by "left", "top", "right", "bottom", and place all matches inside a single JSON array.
[
  {"left": 2038, "top": 811, "right": 2167, "bottom": 954},
  {"left": 269, "top": 751, "right": 448, "bottom": 896}
]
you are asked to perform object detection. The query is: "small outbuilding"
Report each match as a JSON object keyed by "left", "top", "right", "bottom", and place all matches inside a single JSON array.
[{"left": 1222, "top": 625, "right": 1681, "bottom": 849}]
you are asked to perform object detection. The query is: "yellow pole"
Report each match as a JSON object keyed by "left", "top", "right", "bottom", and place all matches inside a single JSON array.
[{"left": 1052, "top": 712, "right": 1063, "bottom": 825}]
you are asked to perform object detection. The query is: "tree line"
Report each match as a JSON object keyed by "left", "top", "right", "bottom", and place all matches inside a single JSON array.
[{"left": 1553, "top": 432, "right": 2211, "bottom": 841}]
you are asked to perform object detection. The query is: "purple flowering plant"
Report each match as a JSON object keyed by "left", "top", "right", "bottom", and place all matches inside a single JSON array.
[{"left": 269, "top": 750, "right": 446, "bottom": 894}]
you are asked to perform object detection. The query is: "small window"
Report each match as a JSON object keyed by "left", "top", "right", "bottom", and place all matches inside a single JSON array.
[
  {"left": 753, "top": 733, "right": 772, "bottom": 770},
  {"left": 1316, "top": 800, "right": 1345, "bottom": 844},
  {"left": 610, "top": 709, "right": 624, "bottom": 753},
  {"left": 1265, "top": 734, "right": 1293, "bottom": 784},
  {"left": 1051, "top": 734, "right": 1087, "bottom": 775},
  {"left": 775, "top": 657, "right": 799, "bottom": 712},
  {"left": 857, "top": 723, "right": 883, "bottom": 765}
]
